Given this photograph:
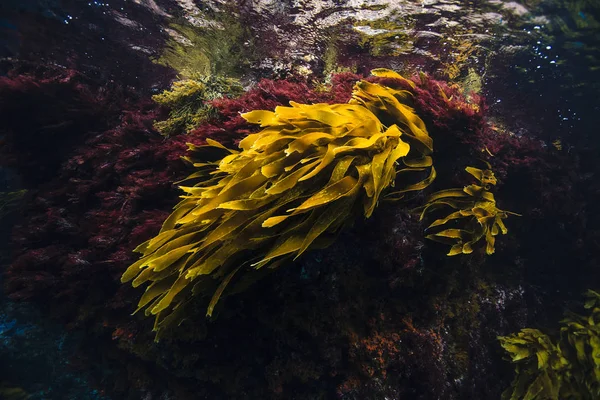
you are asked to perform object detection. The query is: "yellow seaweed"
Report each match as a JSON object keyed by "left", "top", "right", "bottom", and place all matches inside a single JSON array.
[
  {"left": 417, "top": 165, "right": 519, "bottom": 256},
  {"left": 122, "top": 69, "right": 435, "bottom": 333},
  {"left": 499, "top": 290, "right": 600, "bottom": 399}
]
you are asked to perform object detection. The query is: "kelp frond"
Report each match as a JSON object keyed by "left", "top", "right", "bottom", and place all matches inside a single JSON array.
[
  {"left": 499, "top": 329, "right": 567, "bottom": 400},
  {"left": 417, "top": 164, "right": 519, "bottom": 256},
  {"left": 499, "top": 290, "right": 600, "bottom": 400},
  {"left": 121, "top": 70, "right": 435, "bottom": 333}
]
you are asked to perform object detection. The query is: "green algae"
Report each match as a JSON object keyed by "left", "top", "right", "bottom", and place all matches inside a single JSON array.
[
  {"left": 154, "top": 14, "right": 257, "bottom": 78},
  {"left": 353, "top": 17, "right": 414, "bottom": 57},
  {"left": 499, "top": 290, "right": 600, "bottom": 399},
  {"left": 152, "top": 74, "right": 243, "bottom": 136},
  {"left": 460, "top": 68, "right": 483, "bottom": 97},
  {"left": 319, "top": 35, "right": 357, "bottom": 84}
]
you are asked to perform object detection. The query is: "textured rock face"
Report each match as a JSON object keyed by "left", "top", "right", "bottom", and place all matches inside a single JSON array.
[{"left": 0, "top": 0, "right": 537, "bottom": 80}]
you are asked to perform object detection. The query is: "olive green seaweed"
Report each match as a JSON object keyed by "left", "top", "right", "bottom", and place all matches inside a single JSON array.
[
  {"left": 154, "top": 16, "right": 256, "bottom": 78},
  {"left": 122, "top": 69, "right": 436, "bottom": 334},
  {"left": 152, "top": 75, "right": 243, "bottom": 136},
  {"left": 499, "top": 290, "right": 600, "bottom": 399}
]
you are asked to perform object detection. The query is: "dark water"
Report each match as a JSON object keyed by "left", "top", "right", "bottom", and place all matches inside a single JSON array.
[{"left": 1, "top": 1, "right": 599, "bottom": 399}]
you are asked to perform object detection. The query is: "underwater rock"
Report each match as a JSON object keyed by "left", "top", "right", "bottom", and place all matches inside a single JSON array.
[
  {"left": 0, "top": 299, "right": 108, "bottom": 400},
  {"left": 1, "top": 47, "right": 598, "bottom": 400}
]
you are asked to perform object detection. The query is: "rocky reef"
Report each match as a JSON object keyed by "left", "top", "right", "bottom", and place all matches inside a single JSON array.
[
  {"left": 1, "top": 59, "right": 597, "bottom": 399},
  {"left": 1, "top": 1, "right": 599, "bottom": 399}
]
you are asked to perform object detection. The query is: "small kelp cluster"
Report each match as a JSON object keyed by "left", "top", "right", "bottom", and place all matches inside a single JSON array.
[
  {"left": 418, "top": 164, "right": 519, "bottom": 256},
  {"left": 499, "top": 290, "right": 600, "bottom": 400},
  {"left": 122, "top": 69, "right": 438, "bottom": 331}
]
